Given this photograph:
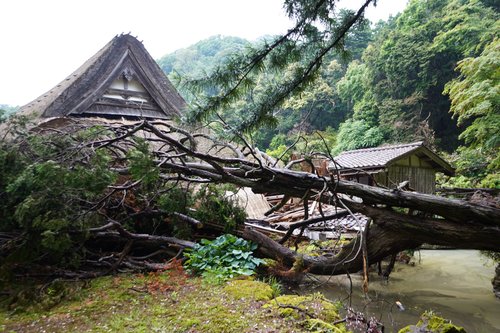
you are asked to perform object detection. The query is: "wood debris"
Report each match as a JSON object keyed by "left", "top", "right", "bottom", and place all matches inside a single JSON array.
[{"left": 243, "top": 192, "right": 365, "bottom": 241}]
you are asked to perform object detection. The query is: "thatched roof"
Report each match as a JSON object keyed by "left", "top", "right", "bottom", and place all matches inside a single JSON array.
[
  {"left": 332, "top": 142, "right": 454, "bottom": 176},
  {"left": 18, "top": 34, "right": 186, "bottom": 122}
]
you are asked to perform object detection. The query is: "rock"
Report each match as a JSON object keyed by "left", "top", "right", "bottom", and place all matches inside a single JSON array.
[{"left": 398, "top": 311, "right": 466, "bottom": 333}]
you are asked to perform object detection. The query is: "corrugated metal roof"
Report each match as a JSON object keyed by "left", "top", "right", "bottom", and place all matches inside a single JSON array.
[{"left": 332, "top": 142, "right": 424, "bottom": 169}]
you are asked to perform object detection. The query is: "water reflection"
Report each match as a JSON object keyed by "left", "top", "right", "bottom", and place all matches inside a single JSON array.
[{"left": 308, "top": 250, "right": 500, "bottom": 332}]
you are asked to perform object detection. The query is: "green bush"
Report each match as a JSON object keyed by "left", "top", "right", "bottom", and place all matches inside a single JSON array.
[
  {"left": 184, "top": 234, "right": 264, "bottom": 282},
  {"left": 192, "top": 184, "right": 246, "bottom": 232},
  {"left": 0, "top": 128, "right": 116, "bottom": 268}
]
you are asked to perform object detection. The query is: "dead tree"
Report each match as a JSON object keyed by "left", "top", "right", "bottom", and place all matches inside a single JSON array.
[
  {"left": 108, "top": 121, "right": 500, "bottom": 270},
  {"left": 3, "top": 119, "right": 500, "bottom": 277}
]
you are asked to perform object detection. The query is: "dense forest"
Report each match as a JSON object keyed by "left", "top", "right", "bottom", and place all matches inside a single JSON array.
[{"left": 157, "top": 0, "right": 499, "bottom": 188}]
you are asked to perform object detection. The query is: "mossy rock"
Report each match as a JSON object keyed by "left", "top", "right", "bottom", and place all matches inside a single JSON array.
[
  {"left": 264, "top": 293, "right": 342, "bottom": 322},
  {"left": 223, "top": 279, "right": 273, "bottom": 301},
  {"left": 304, "top": 318, "right": 350, "bottom": 333},
  {"left": 398, "top": 312, "right": 466, "bottom": 333}
]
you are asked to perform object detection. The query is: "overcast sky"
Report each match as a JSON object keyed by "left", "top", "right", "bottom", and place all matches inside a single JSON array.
[{"left": 0, "top": 0, "right": 407, "bottom": 106}]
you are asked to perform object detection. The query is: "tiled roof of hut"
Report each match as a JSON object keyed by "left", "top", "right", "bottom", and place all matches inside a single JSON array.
[
  {"left": 18, "top": 34, "right": 186, "bottom": 122},
  {"left": 331, "top": 141, "right": 454, "bottom": 176}
]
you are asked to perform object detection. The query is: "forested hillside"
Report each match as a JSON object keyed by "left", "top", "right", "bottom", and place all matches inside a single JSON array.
[
  {"left": 159, "top": 0, "right": 498, "bottom": 187},
  {"left": 157, "top": 35, "right": 251, "bottom": 101}
]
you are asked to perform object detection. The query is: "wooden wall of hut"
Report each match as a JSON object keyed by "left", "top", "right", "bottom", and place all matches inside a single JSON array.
[{"left": 387, "top": 165, "right": 436, "bottom": 194}]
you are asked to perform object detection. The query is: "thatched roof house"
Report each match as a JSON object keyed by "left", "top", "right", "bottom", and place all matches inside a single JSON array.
[
  {"left": 18, "top": 34, "right": 186, "bottom": 126},
  {"left": 330, "top": 142, "right": 454, "bottom": 194},
  {"left": 5, "top": 33, "right": 243, "bottom": 160}
]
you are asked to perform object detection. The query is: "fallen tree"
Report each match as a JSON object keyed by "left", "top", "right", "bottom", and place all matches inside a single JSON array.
[{"left": 1, "top": 119, "right": 499, "bottom": 282}]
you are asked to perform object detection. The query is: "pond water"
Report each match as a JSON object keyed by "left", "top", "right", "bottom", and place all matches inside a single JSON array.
[{"left": 304, "top": 250, "right": 500, "bottom": 332}]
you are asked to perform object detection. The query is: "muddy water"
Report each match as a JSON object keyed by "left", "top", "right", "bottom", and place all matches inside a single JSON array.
[{"left": 310, "top": 250, "right": 500, "bottom": 332}]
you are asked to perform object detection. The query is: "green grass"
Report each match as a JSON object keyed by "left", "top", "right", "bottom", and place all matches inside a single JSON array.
[{"left": 0, "top": 271, "right": 349, "bottom": 332}]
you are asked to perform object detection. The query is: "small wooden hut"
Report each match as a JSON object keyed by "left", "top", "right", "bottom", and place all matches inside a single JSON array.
[
  {"left": 330, "top": 142, "right": 454, "bottom": 194},
  {"left": 17, "top": 33, "right": 186, "bottom": 126}
]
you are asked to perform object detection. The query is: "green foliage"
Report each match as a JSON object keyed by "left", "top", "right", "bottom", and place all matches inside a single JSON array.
[
  {"left": 156, "top": 0, "right": 497, "bottom": 189},
  {"left": 159, "top": 36, "right": 249, "bottom": 77},
  {"left": 280, "top": 60, "right": 347, "bottom": 133},
  {"left": 70, "top": 150, "right": 117, "bottom": 196},
  {"left": 336, "top": 60, "right": 368, "bottom": 106},
  {"left": 184, "top": 234, "right": 264, "bottom": 282},
  {"left": 158, "top": 187, "right": 192, "bottom": 215},
  {"left": 444, "top": 38, "right": 499, "bottom": 181},
  {"left": 156, "top": 11, "right": 373, "bottom": 151},
  {"left": 158, "top": 188, "right": 194, "bottom": 238},
  {"left": 0, "top": 140, "right": 27, "bottom": 225},
  {"left": 158, "top": 35, "right": 251, "bottom": 104},
  {"left": 0, "top": 128, "right": 117, "bottom": 267},
  {"left": 334, "top": 119, "right": 384, "bottom": 153},
  {"left": 192, "top": 184, "right": 246, "bottom": 232},
  {"left": 265, "top": 134, "right": 292, "bottom": 161},
  {"left": 446, "top": 38, "right": 499, "bottom": 129},
  {"left": 154, "top": 184, "right": 246, "bottom": 239},
  {"left": 478, "top": 173, "right": 500, "bottom": 188},
  {"left": 266, "top": 144, "right": 291, "bottom": 162},
  {"left": 265, "top": 128, "right": 337, "bottom": 163},
  {"left": 440, "top": 143, "right": 499, "bottom": 189},
  {"left": 173, "top": 2, "right": 374, "bottom": 136},
  {"left": 343, "top": 0, "right": 499, "bottom": 151},
  {"left": 127, "top": 138, "right": 160, "bottom": 187},
  {"left": 260, "top": 276, "right": 283, "bottom": 298},
  {"left": 453, "top": 147, "right": 490, "bottom": 179},
  {"left": 294, "top": 127, "right": 337, "bottom": 155}
]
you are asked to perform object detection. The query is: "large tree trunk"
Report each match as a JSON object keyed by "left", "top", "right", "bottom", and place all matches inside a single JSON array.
[
  {"left": 164, "top": 161, "right": 500, "bottom": 271},
  {"left": 243, "top": 199, "right": 499, "bottom": 275}
]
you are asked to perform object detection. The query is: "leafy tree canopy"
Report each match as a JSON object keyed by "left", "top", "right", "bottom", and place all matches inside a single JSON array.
[
  {"left": 154, "top": 0, "right": 498, "bottom": 186},
  {"left": 444, "top": 38, "right": 499, "bottom": 187},
  {"left": 344, "top": 0, "right": 499, "bottom": 151},
  {"left": 180, "top": 0, "right": 375, "bottom": 134}
]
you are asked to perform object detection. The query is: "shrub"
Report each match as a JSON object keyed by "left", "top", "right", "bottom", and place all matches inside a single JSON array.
[
  {"left": 192, "top": 184, "right": 246, "bottom": 232},
  {"left": 0, "top": 130, "right": 116, "bottom": 267},
  {"left": 184, "top": 234, "right": 264, "bottom": 282}
]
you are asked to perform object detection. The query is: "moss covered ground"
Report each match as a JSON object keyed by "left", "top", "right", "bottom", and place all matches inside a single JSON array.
[
  {"left": 0, "top": 268, "right": 349, "bottom": 333},
  {"left": 0, "top": 264, "right": 467, "bottom": 333}
]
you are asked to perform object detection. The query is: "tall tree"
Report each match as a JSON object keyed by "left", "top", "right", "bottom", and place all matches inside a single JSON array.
[
  {"left": 444, "top": 38, "right": 500, "bottom": 187},
  {"left": 345, "top": 0, "right": 498, "bottom": 151},
  {"left": 182, "top": 0, "right": 375, "bottom": 133}
]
